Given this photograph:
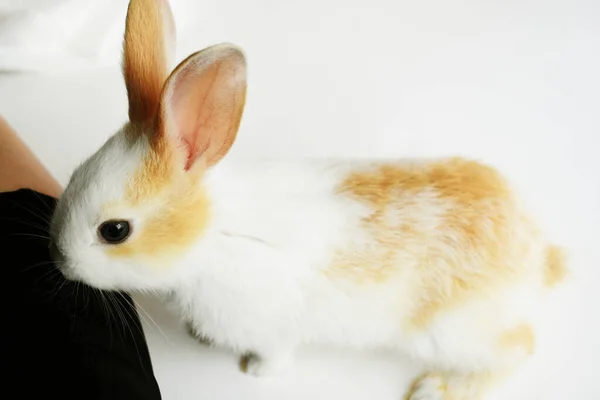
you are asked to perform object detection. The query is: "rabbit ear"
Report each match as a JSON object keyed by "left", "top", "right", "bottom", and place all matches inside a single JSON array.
[
  {"left": 123, "top": 0, "right": 175, "bottom": 124},
  {"left": 157, "top": 44, "right": 247, "bottom": 170}
]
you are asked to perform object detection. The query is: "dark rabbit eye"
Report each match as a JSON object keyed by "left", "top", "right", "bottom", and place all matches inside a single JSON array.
[{"left": 98, "top": 220, "right": 131, "bottom": 244}]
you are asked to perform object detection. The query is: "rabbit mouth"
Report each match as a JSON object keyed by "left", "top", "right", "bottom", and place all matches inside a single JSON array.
[{"left": 49, "top": 249, "right": 82, "bottom": 283}]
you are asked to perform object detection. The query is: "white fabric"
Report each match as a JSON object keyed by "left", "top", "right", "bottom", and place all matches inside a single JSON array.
[
  {"left": 0, "top": 0, "right": 128, "bottom": 71},
  {"left": 0, "top": 0, "right": 203, "bottom": 71}
]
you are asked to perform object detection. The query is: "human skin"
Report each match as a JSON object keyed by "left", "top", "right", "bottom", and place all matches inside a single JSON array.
[{"left": 0, "top": 116, "right": 62, "bottom": 197}]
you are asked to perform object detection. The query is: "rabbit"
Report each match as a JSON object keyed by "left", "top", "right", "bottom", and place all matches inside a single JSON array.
[{"left": 49, "top": 0, "right": 567, "bottom": 399}]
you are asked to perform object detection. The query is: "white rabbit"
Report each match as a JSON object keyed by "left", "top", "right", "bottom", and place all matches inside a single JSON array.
[{"left": 50, "top": 0, "right": 567, "bottom": 398}]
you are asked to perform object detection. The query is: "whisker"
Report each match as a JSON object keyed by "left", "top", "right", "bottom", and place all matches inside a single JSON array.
[
  {"left": 75, "top": 282, "right": 80, "bottom": 312},
  {"left": 108, "top": 292, "right": 126, "bottom": 335},
  {"left": 110, "top": 292, "right": 146, "bottom": 372},
  {"left": 0, "top": 217, "right": 50, "bottom": 233},
  {"left": 129, "top": 295, "right": 171, "bottom": 345},
  {"left": 122, "top": 298, "right": 152, "bottom": 339},
  {"left": 96, "top": 289, "right": 114, "bottom": 348},
  {"left": 40, "top": 260, "right": 66, "bottom": 284},
  {"left": 83, "top": 284, "right": 90, "bottom": 313},
  {"left": 8, "top": 233, "right": 51, "bottom": 241},
  {"left": 50, "top": 275, "right": 70, "bottom": 302},
  {"left": 8, "top": 198, "right": 52, "bottom": 225},
  {"left": 32, "top": 190, "right": 55, "bottom": 215},
  {"left": 70, "top": 281, "right": 77, "bottom": 312},
  {"left": 116, "top": 292, "right": 156, "bottom": 339},
  {"left": 34, "top": 270, "right": 62, "bottom": 292},
  {"left": 110, "top": 293, "right": 133, "bottom": 353},
  {"left": 22, "top": 260, "right": 56, "bottom": 273}
]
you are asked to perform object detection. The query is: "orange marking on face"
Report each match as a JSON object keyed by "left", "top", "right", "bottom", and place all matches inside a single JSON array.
[
  {"left": 107, "top": 132, "right": 210, "bottom": 263},
  {"left": 126, "top": 131, "right": 174, "bottom": 203},
  {"left": 107, "top": 181, "right": 210, "bottom": 260}
]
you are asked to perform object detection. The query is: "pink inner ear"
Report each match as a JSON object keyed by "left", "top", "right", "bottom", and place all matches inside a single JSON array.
[
  {"left": 180, "top": 137, "right": 211, "bottom": 171},
  {"left": 171, "top": 63, "right": 223, "bottom": 168},
  {"left": 161, "top": 48, "right": 246, "bottom": 170}
]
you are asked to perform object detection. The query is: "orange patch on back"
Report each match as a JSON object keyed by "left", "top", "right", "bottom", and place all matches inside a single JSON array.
[
  {"left": 499, "top": 324, "right": 536, "bottom": 355},
  {"left": 324, "top": 187, "right": 427, "bottom": 284},
  {"left": 341, "top": 158, "right": 512, "bottom": 245},
  {"left": 327, "top": 158, "right": 539, "bottom": 327}
]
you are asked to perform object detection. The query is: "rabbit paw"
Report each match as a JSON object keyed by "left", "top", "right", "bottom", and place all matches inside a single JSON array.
[
  {"left": 240, "top": 353, "right": 292, "bottom": 377},
  {"left": 407, "top": 374, "right": 446, "bottom": 400},
  {"left": 185, "top": 321, "right": 213, "bottom": 346}
]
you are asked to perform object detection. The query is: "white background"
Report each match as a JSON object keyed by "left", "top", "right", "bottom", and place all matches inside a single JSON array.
[{"left": 0, "top": 0, "right": 598, "bottom": 398}]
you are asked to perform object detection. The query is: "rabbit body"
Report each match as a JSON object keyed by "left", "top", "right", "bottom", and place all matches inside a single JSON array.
[
  {"left": 169, "top": 157, "right": 557, "bottom": 392},
  {"left": 50, "top": 1, "right": 566, "bottom": 398}
]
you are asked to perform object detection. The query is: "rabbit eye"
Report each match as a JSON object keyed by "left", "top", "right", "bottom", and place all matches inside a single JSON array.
[{"left": 98, "top": 220, "right": 131, "bottom": 244}]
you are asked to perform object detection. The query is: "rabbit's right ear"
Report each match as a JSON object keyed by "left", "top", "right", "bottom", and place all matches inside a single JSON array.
[{"left": 123, "top": 0, "right": 175, "bottom": 124}]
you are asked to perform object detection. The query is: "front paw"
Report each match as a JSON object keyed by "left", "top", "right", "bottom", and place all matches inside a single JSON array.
[
  {"left": 185, "top": 321, "right": 213, "bottom": 346},
  {"left": 240, "top": 353, "right": 293, "bottom": 377}
]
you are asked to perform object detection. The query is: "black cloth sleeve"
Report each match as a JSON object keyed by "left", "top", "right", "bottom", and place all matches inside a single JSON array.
[{"left": 0, "top": 189, "right": 161, "bottom": 400}]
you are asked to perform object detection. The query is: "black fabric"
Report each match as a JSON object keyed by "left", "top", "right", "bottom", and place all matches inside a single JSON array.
[{"left": 0, "top": 189, "right": 161, "bottom": 399}]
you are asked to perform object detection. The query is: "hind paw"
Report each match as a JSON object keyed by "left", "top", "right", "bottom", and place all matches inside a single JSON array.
[
  {"left": 407, "top": 374, "right": 446, "bottom": 400},
  {"left": 240, "top": 352, "right": 293, "bottom": 377}
]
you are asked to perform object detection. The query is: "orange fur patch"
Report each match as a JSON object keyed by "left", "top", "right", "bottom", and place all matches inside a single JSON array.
[
  {"left": 106, "top": 131, "right": 210, "bottom": 263},
  {"left": 324, "top": 187, "right": 427, "bottom": 284},
  {"left": 544, "top": 245, "right": 567, "bottom": 287},
  {"left": 499, "top": 324, "right": 536, "bottom": 355},
  {"left": 328, "top": 158, "right": 540, "bottom": 327},
  {"left": 123, "top": 0, "right": 173, "bottom": 124},
  {"left": 406, "top": 370, "right": 499, "bottom": 400},
  {"left": 106, "top": 183, "right": 209, "bottom": 261},
  {"left": 126, "top": 132, "right": 174, "bottom": 203}
]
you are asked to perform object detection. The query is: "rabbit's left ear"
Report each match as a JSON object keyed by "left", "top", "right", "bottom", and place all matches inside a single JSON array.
[
  {"left": 157, "top": 44, "right": 247, "bottom": 170},
  {"left": 123, "top": 0, "right": 175, "bottom": 124}
]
